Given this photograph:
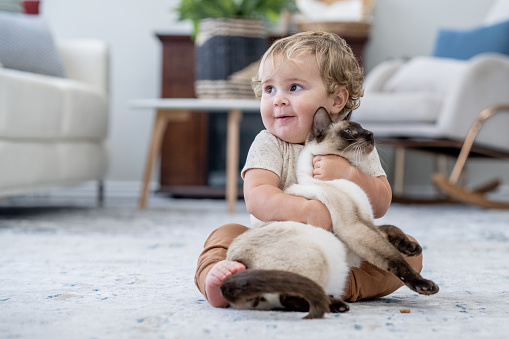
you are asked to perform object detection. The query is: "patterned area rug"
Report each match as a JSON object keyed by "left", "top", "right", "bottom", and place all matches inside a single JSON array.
[{"left": 1, "top": 198, "right": 508, "bottom": 338}]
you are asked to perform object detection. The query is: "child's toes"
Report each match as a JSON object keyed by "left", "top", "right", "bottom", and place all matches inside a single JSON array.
[{"left": 205, "top": 261, "right": 245, "bottom": 308}]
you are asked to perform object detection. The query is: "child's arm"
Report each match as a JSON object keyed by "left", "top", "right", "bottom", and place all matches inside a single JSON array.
[
  {"left": 312, "top": 155, "right": 392, "bottom": 218},
  {"left": 243, "top": 168, "right": 333, "bottom": 231}
]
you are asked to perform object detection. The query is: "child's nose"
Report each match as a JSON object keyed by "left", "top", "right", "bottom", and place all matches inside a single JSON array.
[{"left": 273, "top": 93, "right": 289, "bottom": 106}]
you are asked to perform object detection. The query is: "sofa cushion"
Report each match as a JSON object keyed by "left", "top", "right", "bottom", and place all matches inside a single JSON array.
[
  {"left": 382, "top": 57, "right": 467, "bottom": 93},
  {"left": 0, "top": 0, "right": 22, "bottom": 12},
  {"left": 0, "top": 140, "right": 108, "bottom": 194},
  {"left": 0, "top": 12, "right": 66, "bottom": 77},
  {"left": 0, "top": 68, "right": 108, "bottom": 140},
  {"left": 354, "top": 92, "right": 444, "bottom": 124},
  {"left": 433, "top": 19, "right": 509, "bottom": 60}
]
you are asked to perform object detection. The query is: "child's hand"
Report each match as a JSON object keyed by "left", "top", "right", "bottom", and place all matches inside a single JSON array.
[
  {"left": 313, "top": 154, "right": 393, "bottom": 219},
  {"left": 313, "top": 154, "right": 353, "bottom": 181},
  {"left": 305, "top": 199, "right": 333, "bottom": 231}
]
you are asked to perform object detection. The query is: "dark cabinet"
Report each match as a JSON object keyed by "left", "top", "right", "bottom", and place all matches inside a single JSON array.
[{"left": 155, "top": 32, "right": 368, "bottom": 196}]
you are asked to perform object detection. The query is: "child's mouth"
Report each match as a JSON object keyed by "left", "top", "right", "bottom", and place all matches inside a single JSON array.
[{"left": 277, "top": 115, "right": 294, "bottom": 121}]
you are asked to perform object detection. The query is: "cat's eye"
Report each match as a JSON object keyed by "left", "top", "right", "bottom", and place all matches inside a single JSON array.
[{"left": 344, "top": 128, "right": 353, "bottom": 133}]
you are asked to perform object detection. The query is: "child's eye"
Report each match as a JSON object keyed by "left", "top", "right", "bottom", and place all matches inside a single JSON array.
[
  {"left": 290, "top": 84, "right": 303, "bottom": 91},
  {"left": 264, "top": 86, "right": 274, "bottom": 94}
]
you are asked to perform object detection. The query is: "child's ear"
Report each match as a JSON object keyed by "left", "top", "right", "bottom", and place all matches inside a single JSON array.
[
  {"left": 330, "top": 87, "right": 349, "bottom": 115},
  {"left": 312, "top": 107, "right": 333, "bottom": 142}
]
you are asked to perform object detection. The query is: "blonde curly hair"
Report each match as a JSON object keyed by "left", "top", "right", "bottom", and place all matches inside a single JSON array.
[{"left": 253, "top": 31, "right": 364, "bottom": 118}]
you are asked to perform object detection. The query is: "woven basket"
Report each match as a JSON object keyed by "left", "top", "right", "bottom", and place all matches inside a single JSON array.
[
  {"left": 195, "top": 18, "right": 267, "bottom": 99},
  {"left": 297, "top": 21, "right": 371, "bottom": 37}
]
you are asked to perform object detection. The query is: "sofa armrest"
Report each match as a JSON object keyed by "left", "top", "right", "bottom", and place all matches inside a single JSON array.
[
  {"left": 0, "top": 68, "right": 108, "bottom": 140},
  {"left": 363, "top": 59, "right": 405, "bottom": 92},
  {"left": 56, "top": 39, "right": 109, "bottom": 95},
  {"left": 438, "top": 53, "right": 509, "bottom": 150}
]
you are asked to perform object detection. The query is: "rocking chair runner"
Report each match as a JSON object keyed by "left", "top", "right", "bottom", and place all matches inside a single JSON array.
[
  {"left": 378, "top": 105, "right": 509, "bottom": 209},
  {"left": 432, "top": 105, "right": 509, "bottom": 209}
]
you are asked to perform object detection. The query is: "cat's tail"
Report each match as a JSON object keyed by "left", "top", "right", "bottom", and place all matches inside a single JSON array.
[{"left": 220, "top": 269, "right": 345, "bottom": 319}]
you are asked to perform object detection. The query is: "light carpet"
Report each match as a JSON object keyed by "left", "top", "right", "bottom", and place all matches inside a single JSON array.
[{"left": 1, "top": 197, "right": 509, "bottom": 338}]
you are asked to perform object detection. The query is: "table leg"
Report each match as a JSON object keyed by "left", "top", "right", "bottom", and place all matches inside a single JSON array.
[
  {"left": 139, "top": 110, "right": 189, "bottom": 209},
  {"left": 226, "top": 109, "right": 242, "bottom": 213},
  {"left": 139, "top": 111, "right": 168, "bottom": 209}
]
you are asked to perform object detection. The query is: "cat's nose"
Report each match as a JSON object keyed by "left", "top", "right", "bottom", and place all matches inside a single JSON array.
[{"left": 366, "top": 130, "right": 374, "bottom": 141}]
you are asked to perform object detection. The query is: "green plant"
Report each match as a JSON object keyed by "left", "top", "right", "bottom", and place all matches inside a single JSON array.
[{"left": 175, "top": 0, "right": 297, "bottom": 37}]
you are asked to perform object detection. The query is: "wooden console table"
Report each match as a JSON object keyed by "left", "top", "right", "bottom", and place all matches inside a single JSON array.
[
  {"left": 155, "top": 34, "right": 368, "bottom": 196},
  {"left": 132, "top": 98, "right": 260, "bottom": 213}
]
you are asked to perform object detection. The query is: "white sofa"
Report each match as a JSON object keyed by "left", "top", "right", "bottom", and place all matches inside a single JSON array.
[{"left": 0, "top": 39, "right": 109, "bottom": 199}]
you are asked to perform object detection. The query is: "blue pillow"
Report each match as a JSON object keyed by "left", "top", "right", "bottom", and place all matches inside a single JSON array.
[{"left": 433, "top": 19, "right": 509, "bottom": 60}]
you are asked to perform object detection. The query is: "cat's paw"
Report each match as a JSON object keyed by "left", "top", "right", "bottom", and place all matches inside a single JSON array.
[
  {"left": 377, "top": 224, "right": 422, "bottom": 257},
  {"left": 394, "top": 239, "right": 422, "bottom": 257},
  {"left": 406, "top": 278, "right": 439, "bottom": 296},
  {"left": 329, "top": 298, "right": 349, "bottom": 313}
]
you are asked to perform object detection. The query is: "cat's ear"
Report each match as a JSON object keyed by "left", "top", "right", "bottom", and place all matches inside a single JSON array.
[
  {"left": 312, "top": 107, "right": 333, "bottom": 142},
  {"left": 343, "top": 111, "right": 353, "bottom": 121}
]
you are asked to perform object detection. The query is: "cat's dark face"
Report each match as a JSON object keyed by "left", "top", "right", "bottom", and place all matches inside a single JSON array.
[{"left": 308, "top": 107, "right": 374, "bottom": 154}]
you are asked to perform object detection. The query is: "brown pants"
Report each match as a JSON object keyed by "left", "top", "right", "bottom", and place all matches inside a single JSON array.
[{"left": 195, "top": 223, "right": 423, "bottom": 303}]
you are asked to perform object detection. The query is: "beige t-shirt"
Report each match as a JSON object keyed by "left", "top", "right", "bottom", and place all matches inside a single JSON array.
[{"left": 241, "top": 130, "right": 386, "bottom": 227}]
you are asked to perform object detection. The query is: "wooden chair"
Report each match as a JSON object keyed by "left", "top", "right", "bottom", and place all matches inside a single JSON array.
[
  {"left": 374, "top": 105, "right": 509, "bottom": 209},
  {"left": 353, "top": 0, "right": 509, "bottom": 208}
]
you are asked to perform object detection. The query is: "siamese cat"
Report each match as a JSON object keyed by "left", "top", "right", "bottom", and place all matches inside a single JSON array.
[{"left": 221, "top": 108, "right": 439, "bottom": 319}]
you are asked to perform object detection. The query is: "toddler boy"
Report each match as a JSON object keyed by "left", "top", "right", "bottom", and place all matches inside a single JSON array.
[{"left": 195, "top": 31, "right": 422, "bottom": 308}]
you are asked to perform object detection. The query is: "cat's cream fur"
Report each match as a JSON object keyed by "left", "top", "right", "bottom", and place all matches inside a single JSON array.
[{"left": 221, "top": 108, "right": 438, "bottom": 319}]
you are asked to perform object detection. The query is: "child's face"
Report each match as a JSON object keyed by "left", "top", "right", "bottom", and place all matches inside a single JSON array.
[{"left": 259, "top": 53, "right": 344, "bottom": 144}]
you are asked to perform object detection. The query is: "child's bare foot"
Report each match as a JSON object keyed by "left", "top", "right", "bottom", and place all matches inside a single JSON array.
[{"left": 205, "top": 260, "right": 246, "bottom": 308}]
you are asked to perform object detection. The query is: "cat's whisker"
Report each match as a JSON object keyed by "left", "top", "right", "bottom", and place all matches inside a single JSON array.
[
  {"left": 378, "top": 155, "right": 388, "bottom": 169},
  {"left": 358, "top": 147, "right": 366, "bottom": 164},
  {"left": 374, "top": 141, "right": 389, "bottom": 156},
  {"left": 374, "top": 142, "right": 389, "bottom": 169},
  {"left": 343, "top": 143, "right": 356, "bottom": 151},
  {"left": 357, "top": 146, "right": 363, "bottom": 166}
]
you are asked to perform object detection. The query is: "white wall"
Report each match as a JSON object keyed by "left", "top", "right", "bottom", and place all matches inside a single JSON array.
[
  {"left": 42, "top": 0, "right": 506, "bottom": 191},
  {"left": 43, "top": 0, "right": 190, "bottom": 184},
  {"left": 364, "top": 0, "right": 497, "bottom": 71}
]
